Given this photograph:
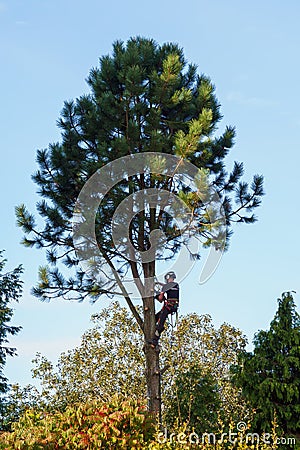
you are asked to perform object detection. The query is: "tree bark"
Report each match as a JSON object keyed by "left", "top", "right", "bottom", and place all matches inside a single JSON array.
[
  {"left": 106, "top": 249, "right": 162, "bottom": 419},
  {"left": 143, "top": 260, "right": 161, "bottom": 421},
  {"left": 143, "top": 294, "right": 161, "bottom": 421}
]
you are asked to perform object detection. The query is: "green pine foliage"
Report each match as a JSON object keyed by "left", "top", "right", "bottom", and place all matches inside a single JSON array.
[
  {"left": 15, "top": 36, "right": 264, "bottom": 302},
  {"left": 0, "top": 251, "right": 23, "bottom": 431},
  {"left": 0, "top": 252, "right": 23, "bottom": 394},
  {"left": 231, "top": 292, "right": 300, "bottom": 439}
]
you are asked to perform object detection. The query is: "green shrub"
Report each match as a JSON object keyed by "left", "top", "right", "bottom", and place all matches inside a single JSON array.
[
  {"left": 0, "top": 396, "right": 154, "bottom": 449},
  {"left": 1, "top": 396, "right": 297, "bottom": 449}
]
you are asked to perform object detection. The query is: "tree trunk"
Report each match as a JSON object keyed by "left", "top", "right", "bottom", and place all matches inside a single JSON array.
[
  {"left": 143, "top": 259, "right": 161, "bottom": 421},
  {"left": 143, "top": 294, "right": 161, "bottom": 421}
]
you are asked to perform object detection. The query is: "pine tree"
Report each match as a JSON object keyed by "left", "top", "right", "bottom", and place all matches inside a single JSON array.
[
  {"left": 16, "top": 37, "right": 264, "bottom": 418},
  {"left": 0, "top": 251, "right": 23, "bottom": 429},
  {"left": 0, "top": 252, "right": 23, "bottom": 394},
  {"left": 231, "top": 292, "right": 300, "bottom": 438}
]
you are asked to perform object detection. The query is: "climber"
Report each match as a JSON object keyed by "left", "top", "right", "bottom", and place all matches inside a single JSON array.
[{"left": 148, "top": 271, "right": 179, "bottom": 348}]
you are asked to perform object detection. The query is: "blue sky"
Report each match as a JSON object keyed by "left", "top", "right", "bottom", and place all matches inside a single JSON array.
[{"left": 1, "top": 0, "right": 299, "bottom": 386}]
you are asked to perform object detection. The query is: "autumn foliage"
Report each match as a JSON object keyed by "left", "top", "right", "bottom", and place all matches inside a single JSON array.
[{"left": 0, "top": 397, "right": 154, "bottom": 449}]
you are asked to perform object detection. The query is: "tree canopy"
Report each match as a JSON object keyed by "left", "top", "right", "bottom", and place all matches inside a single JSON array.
[
  {"left": 7, "top": 302, "right": 248, "bottom": 429},
  {"left": 231, "top": 292, "right": 300, "bottom": 438},
  {"left": 0, "top": 251, "right": 23, "bottom": 395},
  {"left": 16, "top": 36, "right": 264, "bottom": 303},
  {"left": 0, "top": 251, "right": 23, "bottom": 430}
]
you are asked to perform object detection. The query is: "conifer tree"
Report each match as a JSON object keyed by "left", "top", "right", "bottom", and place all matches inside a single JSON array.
[
  {"left": 0, "top": 252, "right": 23, "bottom": 395},
  {"left": 16, "top": 37, "right": 264, "bottom": 417},
  {"left": 0, "top": 251, "right": 23, "bottom": 429},
  {"left": 232, "top": 292, "right": 300, "bottom": 438}
]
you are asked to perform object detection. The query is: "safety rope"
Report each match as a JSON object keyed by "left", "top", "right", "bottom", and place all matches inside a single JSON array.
[
  {"left": 165, "top": 309, "right": 185, "bottom": 425},
  {"left": 167, "top": 308, "right": 178, "bottom": 348}
]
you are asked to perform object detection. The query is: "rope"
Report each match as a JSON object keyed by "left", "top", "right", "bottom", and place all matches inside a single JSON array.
[
  {"left": 165, "top": 309, "right": 185, "bottom": 425},
  {"left": 167, "top": 309, "right": 178, "bottom": 348}
]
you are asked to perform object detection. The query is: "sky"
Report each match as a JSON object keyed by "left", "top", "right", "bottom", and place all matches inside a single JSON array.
[{"left": 1, "top": 0, "right": 299, "bottom": 387}]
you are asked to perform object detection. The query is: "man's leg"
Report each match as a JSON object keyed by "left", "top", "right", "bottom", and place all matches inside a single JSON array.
[
  {"left": 156, "top": 307, "right": 169, "bottom": 334},
  {"left": 155, "top": 310, "right": 160, "bottom": 324},
  {"left": 150, "top": 306, "right": 169, "bottom": 346}
]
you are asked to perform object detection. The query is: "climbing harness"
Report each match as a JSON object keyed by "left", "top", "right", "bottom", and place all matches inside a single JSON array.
[{"left": 150, "top": 273, "right": 179, "bottom": 348}]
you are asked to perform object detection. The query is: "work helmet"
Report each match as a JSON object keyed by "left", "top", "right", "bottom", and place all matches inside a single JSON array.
[{"left": 164, "top": 271, "right": 176, "bottom": 281}]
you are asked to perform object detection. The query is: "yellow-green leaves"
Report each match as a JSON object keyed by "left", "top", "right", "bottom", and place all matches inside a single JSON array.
[
  {"left": 171, "top": 87, "right": 192, "bottom": 105},
  {"left": 147, "top": 154, "right": 167, "bottom": 175},
  {"left": 174, "top": 109, "right": 213, "bottom": 157},
  {"left": 198, "top": 78, "right": 214, "bottom": 103},
  {"left": 194, "top": 168, "right": 210, "bottom": 203},
  {"left": 38, "top": 266, "right": 50, "bottom": 288},
  {"left": 0, "top": 397, "right": 154, "bottom": 449},
  {"left": 160, "top": 54, "right": 183, "bottom": 84}
]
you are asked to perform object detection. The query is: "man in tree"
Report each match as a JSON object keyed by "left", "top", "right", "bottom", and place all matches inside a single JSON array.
[
  {"left": 16, "top": 37, "right": 264, "bottom": 418},
  {"left": 149, "top": 271, "right": 179, "bottom": 348}
]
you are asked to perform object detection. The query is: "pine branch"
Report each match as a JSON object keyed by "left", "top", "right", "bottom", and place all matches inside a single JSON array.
[{"left": 101, "top": 251, "right": 144, "bottom": 332}]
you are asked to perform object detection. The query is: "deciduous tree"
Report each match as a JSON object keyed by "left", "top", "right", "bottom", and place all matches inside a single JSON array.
[{"left": 9, "top": 303, "right": 249, "bottom": 430}]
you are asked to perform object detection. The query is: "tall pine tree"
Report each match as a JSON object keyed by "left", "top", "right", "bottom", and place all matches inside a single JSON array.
[
  {"left": 16, "top": 37, "right": 264, "bottom": 417},
  {"left": 232, "top": 292, "right": 300, "bottom": 438}
]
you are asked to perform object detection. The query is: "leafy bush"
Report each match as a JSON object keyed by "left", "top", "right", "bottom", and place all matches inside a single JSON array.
[
  {"left": 1, "top": 397, "right": 295, "bottom": 449},
  {"left": 0, "top": 396, "right": 154, "bottom": 449}
]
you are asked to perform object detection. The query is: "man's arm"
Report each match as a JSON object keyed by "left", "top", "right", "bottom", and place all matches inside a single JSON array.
[
  {"left": 155, "top": 291, "right": 165, "bottom": 302},
  {"left": 157, "top": 292, "right": 164, "bottom": 302},
  {"left": 161, "top": 281, "right": 177, "bottom": 293}
]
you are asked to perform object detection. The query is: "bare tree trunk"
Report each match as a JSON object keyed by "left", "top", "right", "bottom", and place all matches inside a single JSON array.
[
  {"left": 143, "top": 295, "right": 161, "bottom": 420},
  {"left": 143, "top": 260, "right": 161, "bottom": 421},
  {"left": 106, "top": 252, "right": 161, "bottom": 418}
]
